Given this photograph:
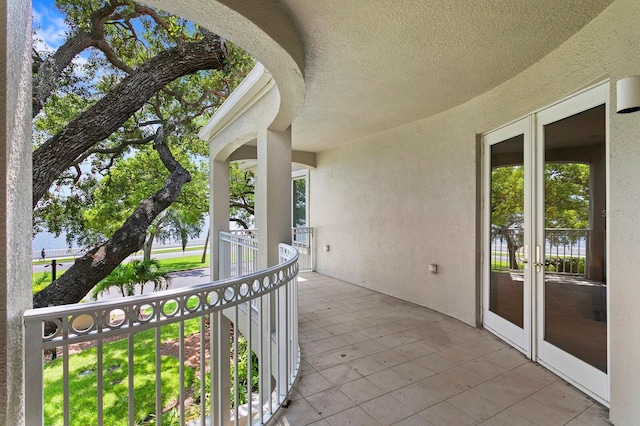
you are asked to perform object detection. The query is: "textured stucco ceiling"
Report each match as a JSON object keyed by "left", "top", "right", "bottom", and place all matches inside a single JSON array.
[
  {"left": 145, "top": 0, "right": 614, "bottom": 153},
  {"left": 280, "top": 0, "right": 614, "bottom": 152}
]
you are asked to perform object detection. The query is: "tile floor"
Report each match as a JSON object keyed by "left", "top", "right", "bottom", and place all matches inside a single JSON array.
[{"left": 273, "top": 272, "right": 610, "bottom": 426}]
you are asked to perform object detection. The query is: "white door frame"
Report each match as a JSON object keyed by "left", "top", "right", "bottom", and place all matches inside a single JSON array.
[
  {"left": 482, "top": 81, "right": 610, "bottom": 405},
  {"left": 533, "top": 82, "right": 610, "bottom": 405}
]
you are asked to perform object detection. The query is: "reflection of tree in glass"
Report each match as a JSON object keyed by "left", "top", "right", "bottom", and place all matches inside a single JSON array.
[
  {"left": 491, "top": 165, "right": 524, "bottom": 269},
  {"left": 544, "top": 163, "right": 590, "bottom": 247},
  {"left": 293, "top": 178, "right": 306, "bottom": 227},
  {"left": 491, "top": 163, "right": 590, "bottom": 270}
]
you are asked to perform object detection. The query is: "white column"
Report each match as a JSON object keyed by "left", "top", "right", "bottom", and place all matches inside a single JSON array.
[
  {"left": 1, "top": 0, "right": 33, "bottom": 424},
  {"left": 256, "top": 129, "right": 292, "bottom": 268},
  {"left": 209, "top": 158, "right": 230, "bottom": 280}
]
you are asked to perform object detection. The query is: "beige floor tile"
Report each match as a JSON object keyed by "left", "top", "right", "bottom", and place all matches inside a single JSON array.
[
  {"left": 338, "top": 376, "right": 387, "bottom": 404},
  {"left": 366, "top": 367, "right": 413, "bottom": 392},
  {"left": 288, "top": 387, "right": 303, "bottom": 401},
  {"left": 324, "top": 406, "right": 379, "bottom": 426},
  {"left": 446, "top": 389, "right": 504, "bottom": 422},
  {"left": 347, "top": 355, "right": 388, "bottom": 376},
  {"left": 529, "top": 381, "right": 594, "bottom": 418},
  {"left": 306, "top": 388, "right": 356, "bottom": 418},
  {"left": 301, "top": 341, "right": 328, "bottom": 357},
  {"left": 299, "top": 359, "right": 317, "bottom": 374},
  {"left": 494, "top": 365, "right": 557, "bottom": 396},
  {"left": 481, "top": 347, "right": 528, "bottom": 370},
  {"left": 315, "top": 335, "right": 351, "bottom": 351},
  {"left": 352, "top": 338, "right": 391, "bottom": 355},
  {"left": 442, "top": 364, "right": 487, "bottom": 388},
  {"left": 392, "top": 360, "right": 437, "bottom": 382},
  {"left": 457, "top": 336, "right": 507, "bottom": 357},
  {"left": 419, "top": 401, "right": 477, "bottom": 426},
  {"left": 394, "top": 414, "right": 436, "bottom": 425},
  {"left": 318, "top": 363, "right": 363, "bottom": 386},
  {"left": 274, "top": 397, "right": 323, "bottom": 425},
  {"left": 414, "top": 352, "right": 458, "bottom": 373},
  {"left": 323, "top": 323, "right": 354, "bottom": 336},
  {"left": 306, "top": 351, "right": 346, "bottom": 371},
  {"left": 438, "top": 346, "right": 478, "bottom": 365},
  {"left": 295, "top": 371, "right": 334, "bottom": 397},
  {"left": 510, "top": 363, "right": 558, "bottom": 388},
  {"left": 510, "top": 395, "right": 579, "bottom": 425},
  {"left": 360, "top": 394, "right": 415, "bottom": 425},
  {"left": 394, "top": 339, "right": 438, "bottom": 360},
  {"left": 371, "top": 348, "right": 411, "bottom": 368},
  {"left": 472, "top": 375, "right": 530, "bottom": 407},
  {"left": 374, "top": 331, "right": 419, "bottom": 347},
  {"left": 419, "top": 373, "right": 469, "bottom": 399},
  {"left": 303, "top": 328, "right": 334, "bottom": 341},
  {"left": 478, "top": 409, "right": 538, "bottom": 426},
  {"left": 339, "top": 330, "right": 374, "bottom": 344},
  {"left": 423, "top": 333, "right": 459, "bottom": 350},
  {"left": 390, "top": 382, "right": 444, "bottom": 412},
  {"left": 306, "top": 420, "right": 331, "bottom": 426},
  {"left": 565, "top": 404, "right": 610, "bottom": 426},
  {"left": 462, "top": 356, "right": 511, "bottom": 381}
]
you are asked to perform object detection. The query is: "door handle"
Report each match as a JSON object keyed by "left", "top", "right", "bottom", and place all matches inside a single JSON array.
[{"left": 534, "top": 245, "right": 544, "bottom": 271}]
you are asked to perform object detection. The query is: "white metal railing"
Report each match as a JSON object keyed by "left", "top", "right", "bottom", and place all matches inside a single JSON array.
[
  {"left": 24, "top": 244, "right": 300, "bottom": 426},
  {"left": 292, "top": 227, "right": 313, "bottom": 271},
  {"left": 219, "top": 231, "right": 259, "bottom": 279},
  {"left": 220, "top": 228, "right": 313, "bottom": 277}
]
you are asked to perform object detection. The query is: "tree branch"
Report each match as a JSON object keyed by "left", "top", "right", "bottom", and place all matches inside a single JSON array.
[
  {"left": 72, "top": 134, "right": 155, "bottom": 166},
  {"left": 32, "top": 32, "right": 93, "bottom": 117},
  {"left": 33, "top": 127, "right": 191, "bottom": 308},
  {"left": 33, "top": 32, "right": 227, "bottom": 208}
]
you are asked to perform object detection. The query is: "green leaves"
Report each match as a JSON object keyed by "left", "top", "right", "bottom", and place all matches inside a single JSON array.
[{"left": 91, "top": 258, "right": 171, "bottom": 299}]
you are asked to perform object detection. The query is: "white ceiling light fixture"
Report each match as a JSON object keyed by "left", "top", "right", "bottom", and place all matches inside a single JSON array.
[{"left": 616, "top": 76, "right": 640, "bottom": 113}]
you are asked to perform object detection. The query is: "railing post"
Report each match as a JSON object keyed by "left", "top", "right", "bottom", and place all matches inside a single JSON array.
[
  {"left": 24, "top": 317, "right": 44, "bottom": 426},
  {"left": 212, "top": 312, "right": 231, "bottom": 426},
  {"left": 236, "top": 240, "right": 243, "bottom": 277}
]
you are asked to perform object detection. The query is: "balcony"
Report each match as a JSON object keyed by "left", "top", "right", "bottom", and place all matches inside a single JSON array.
[{"left": 23, "top": 227, "right": 608, "bottom": 425}]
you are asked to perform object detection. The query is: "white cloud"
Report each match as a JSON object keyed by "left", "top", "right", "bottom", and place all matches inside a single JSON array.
[{"left": 33, "top": 4, "right": 69, "bottom": 53}]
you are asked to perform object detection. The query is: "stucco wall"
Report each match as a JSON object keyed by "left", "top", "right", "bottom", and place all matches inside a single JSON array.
[
  {"left": 1, "top": 0, "right": 33, "bottom": 424},
  {"left": 310, "top": 0, "right": 640, "bottom": 422}
]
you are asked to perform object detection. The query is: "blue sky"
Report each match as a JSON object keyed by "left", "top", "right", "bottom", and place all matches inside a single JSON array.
[{"left": 32, "top": 0, "right": 67, "bottom": 52}]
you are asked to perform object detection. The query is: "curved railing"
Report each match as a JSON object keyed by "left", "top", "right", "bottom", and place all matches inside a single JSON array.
[{"left": 24, "top": 244, "right": 300, "bottom": 426}]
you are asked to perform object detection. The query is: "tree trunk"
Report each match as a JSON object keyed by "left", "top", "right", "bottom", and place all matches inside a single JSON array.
[
  {"left": 505, "top": 233, "right": 519, "bottom": 270},
  {"left": 33, "top": 129, "right": 190, "bottom": 308},
  {"left": 143, "top": 232, "right": 156, "bottom": 262},
  {"left": 32, "top": 32, "right": 226, "bottom": 208},
  {"left": 201, "top": 226, "right": 210, "bottom": 263}
]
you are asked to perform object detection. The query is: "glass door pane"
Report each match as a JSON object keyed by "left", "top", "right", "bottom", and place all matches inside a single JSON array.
[
  {"left": 542, "top": 104, "right": 607, "bottom": 373},
  {"left": 490, "top": 135, "right": 525, "bottom": 328},
  {"left": 483, "top": 117, "right": 531, "bottom": 355}
]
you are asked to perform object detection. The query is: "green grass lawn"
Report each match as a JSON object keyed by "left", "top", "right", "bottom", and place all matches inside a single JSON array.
[
  {"left": 43, "top": 300, "right": 257, "bottom": 425},
  {"left": 33, "top": 255, "right": 210, "bottom": 295},
  {"left": 44, "top": 303, "right": 200, "bottom": 425}
]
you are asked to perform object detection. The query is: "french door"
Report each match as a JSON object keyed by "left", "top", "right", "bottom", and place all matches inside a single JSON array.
[{"left": 482, "top": 83, "right": 609, "bottom": 404}]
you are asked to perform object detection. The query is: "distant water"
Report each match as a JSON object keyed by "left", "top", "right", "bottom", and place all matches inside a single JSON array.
[
  {"left": 32, "top": 227, "right": 212, "bottom": 258},
  {"left": 32, "top": 230, "right": 70, "bottom": 252}
]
